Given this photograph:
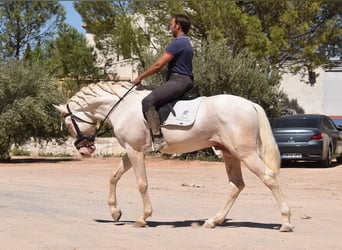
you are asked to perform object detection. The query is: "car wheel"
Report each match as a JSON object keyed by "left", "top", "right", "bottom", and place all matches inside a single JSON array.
[
  {"left": 320, "top": 145, "right": 332, "bottom": 168},
  {"left": 337, "top": 156, "right": 342, "bottom": 164}
]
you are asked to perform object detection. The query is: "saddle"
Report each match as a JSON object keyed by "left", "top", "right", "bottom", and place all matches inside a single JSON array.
[{"left": 158, "top": 86, "right": 202, "bottom": 126}]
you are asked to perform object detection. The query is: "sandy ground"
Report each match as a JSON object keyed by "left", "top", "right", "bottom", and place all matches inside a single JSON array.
[{"left": 1, "top": 156, "right": 342, "bottom": 250}]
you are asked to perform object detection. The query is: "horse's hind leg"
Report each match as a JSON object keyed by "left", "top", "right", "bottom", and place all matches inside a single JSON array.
[
  {"left": 108, "top": 153, "right": 132, "bottom": 222},
  {"left": 242, "top": 153, "right": 294, "bottom": 232},
  {"left": 204, "top": 154, "right": 245, "bottom": 228}
]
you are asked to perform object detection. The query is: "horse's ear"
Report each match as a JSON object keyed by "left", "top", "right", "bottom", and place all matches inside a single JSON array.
[{"left": 53, "top": 104, "right": 67, "bottom": 115}]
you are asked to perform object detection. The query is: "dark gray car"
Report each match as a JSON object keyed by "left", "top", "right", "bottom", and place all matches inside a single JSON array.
[{"left": 272, "top": 114, "right": 342, "bottom": 167}]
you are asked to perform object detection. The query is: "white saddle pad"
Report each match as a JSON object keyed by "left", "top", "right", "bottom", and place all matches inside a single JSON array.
[{"left": 162, "top": 97, "right": 204, "bottom": 126}]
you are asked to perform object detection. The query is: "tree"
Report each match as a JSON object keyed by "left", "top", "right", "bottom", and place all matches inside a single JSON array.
[
  {"left": 74, "top": 1, "right": 149, "bottom": 66},
  {"left": 238, "top": 0, "right": 342, "bottom": 71},
  {"left": 45, "top": 24, "right": 98, "bottom": 80},
  {"left": 141, "top": 0, "right": 341, "bottom": 71},
  {"left": 72, "top": 0, "right": 340, "bottom": 116},
  {"left": 0, "top": 60, "right": 66, "bottom": 160},
  {"left": 21, "top": 24, "right": 99, "bottom": 99},
  {"left": 0, "top": 0, "right": 65, "bottom": 60},
  {"left": 78, "top": 0, "right": 340, "bottom": 72}
]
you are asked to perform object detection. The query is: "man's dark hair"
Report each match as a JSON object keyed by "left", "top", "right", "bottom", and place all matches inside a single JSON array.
[{"left": 172, "top": 14, "right": 191, "bottom": 34}]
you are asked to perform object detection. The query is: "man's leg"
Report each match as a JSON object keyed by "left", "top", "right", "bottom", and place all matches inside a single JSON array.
[
  {"left": 142, "top": 75, "right": 193, "bottom": 151},
  {"left": 143, "top": 106, "right": 168, "bottom": 151}
]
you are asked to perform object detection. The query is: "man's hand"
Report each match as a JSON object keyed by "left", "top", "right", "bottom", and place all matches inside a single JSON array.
[
  {"left": 133, "top": 52, "right": 172, "bottom": 86},
  {"left": 133, "top": 76, "right": 142, "bottom": 85}
]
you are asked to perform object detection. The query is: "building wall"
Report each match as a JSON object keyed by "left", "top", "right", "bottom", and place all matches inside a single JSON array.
[
  {"left": 14, "top": 138, "right": 125, "bottom": 158},
  {"left": 85, "top": 31, "right": 139, "bottom": 81},
  {"left": 280, "top": 67, "right": 342, "bottom": 116},
  {"left": 280, "top": 67, "right": 325, "bottom": 114},
  {"left": 323, "top": 69, "right": 342, "bottom": 116}
]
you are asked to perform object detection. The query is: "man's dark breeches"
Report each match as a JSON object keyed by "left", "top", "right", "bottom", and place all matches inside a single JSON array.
[{"left": 142, "top": 74, "right": 193, "bottom": 113}]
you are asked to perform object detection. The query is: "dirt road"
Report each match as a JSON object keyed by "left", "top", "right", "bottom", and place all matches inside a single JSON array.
[{"left": 1, "top": 156, "right": 341, "bottom": 249}]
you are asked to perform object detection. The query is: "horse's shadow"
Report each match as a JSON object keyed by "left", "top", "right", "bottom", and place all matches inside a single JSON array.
[{"left": 94, "top": 219, "right": 280, "bottom": 230}]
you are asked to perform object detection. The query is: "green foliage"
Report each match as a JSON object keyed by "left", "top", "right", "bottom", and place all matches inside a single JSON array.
[
  {"left": 11, "top": 146, "right": 30, "bottom": 157},
  {"left": 46, "top": 24, "right": 98, "bottom": 80},
  {"left": 171, "top": 149, "right": 222, "bottom": 162},
  {"left": 23, "top": 24, "right": 99, "bottom": 97},
  {"left": 239, "top": 0, "right": 342, "bottom": 71},
  {"left": 38, "top": 152, "right": 72, "bottom": 157},
  {"left": 182, "top": 0, "right": 341, "bottom": 70},
  {"left": 60, "top": 78, "right": 80, "bottom": 100},
  {"left": 83, "top": 0, "right": 341, "bottom": 73},
  {"left": 74, "top": 1, "right": 149, "bottom": 64},
  {"left": 0, "top": 60, "right": 67, "bottom": 159},
  {"left": 193, "top": 40, "right": 282, "bottom": 117},
  {"left": 0, "top": 0, "right": 65, "bottom": 60}
]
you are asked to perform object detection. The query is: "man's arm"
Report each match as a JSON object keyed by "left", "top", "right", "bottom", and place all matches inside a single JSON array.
[{"left": 133, "top": 52, "right": 173, "bottom": 85}]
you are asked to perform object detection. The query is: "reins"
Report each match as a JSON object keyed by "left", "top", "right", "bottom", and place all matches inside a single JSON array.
[{"left": 94, "top": 83, "right": 136, "bottom": 137}]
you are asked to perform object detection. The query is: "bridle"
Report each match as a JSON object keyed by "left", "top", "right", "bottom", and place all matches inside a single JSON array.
[
  {"left": 64, "top": 105, "right": 97, "bottom": 149},
  {"left": 65, "top": 84, "right": 136, "bottom": 150}
]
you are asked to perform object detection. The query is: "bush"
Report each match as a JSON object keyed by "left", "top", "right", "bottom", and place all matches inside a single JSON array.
[
  {"left": 11, "top": 147, "right": 30, "bottom": 157},
  {"left": 193, "top": 39, "right": 282, "bottom": 117},
  {"left": 0, "top": 60, "right": 67, "bottom": 160}
]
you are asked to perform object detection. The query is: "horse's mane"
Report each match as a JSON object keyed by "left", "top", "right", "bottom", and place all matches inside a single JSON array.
[{"left": 67, "top": 81, "right": 138, "bottom": 109}]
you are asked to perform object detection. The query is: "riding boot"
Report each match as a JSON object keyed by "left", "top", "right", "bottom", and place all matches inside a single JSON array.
[{"left": 144, "top": 107, "right": 168, "bottom": 152}]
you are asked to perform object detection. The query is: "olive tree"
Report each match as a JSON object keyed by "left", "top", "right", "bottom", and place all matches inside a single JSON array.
[{"left": 0, "top": 60, "right": 66, "bottom": 160}]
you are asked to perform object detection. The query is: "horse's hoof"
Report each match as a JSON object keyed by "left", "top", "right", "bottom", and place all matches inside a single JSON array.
[
  {"left": 203, "top": 219, "right": 216, "bottom": 228},
  {"left": 111, "top": 209, "right": 122, "bottom": 222},
  {"left": 279, "top": 223, "right": 294, "bottom": 232},
  {"left": 133, "top": 220, "right": 147, "bottom": 228}
]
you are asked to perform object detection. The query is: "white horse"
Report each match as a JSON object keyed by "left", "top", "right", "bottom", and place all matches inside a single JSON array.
[{"left": 54, "top": 81, "right": 294, "bottom": 232}]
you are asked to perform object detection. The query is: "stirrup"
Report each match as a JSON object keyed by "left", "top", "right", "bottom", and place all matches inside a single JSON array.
[
  {"left": 152, "top": 134, "right": 168, "bottom": 151},
  {"left": 144, "top": 135, "right": 168, "bottom": 152},
  {"left": 151, "top": 140, "right": 168, "bottom": 152}
]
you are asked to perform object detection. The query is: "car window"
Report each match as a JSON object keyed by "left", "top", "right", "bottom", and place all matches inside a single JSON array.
[
  {"left": 273, "top": 117, "right": 319, "bottom": 128},
  {"left": 323, "top": 117, "right": 337, "bottom": 131}
]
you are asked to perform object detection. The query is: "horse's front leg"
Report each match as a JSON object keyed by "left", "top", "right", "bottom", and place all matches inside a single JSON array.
[
  {"left": 108, "top": 153, "right": 132, "bottom": 222},
  {"left": 127, "top": 148, "right": 152, "bottom": 227}
]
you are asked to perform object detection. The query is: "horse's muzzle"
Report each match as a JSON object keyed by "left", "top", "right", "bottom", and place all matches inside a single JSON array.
[
  {"left": 74, "top": 137, "right": 96, "bottom": 157},
  {"left": 78, "top": 145, "right": 96, "bottom": 157}
]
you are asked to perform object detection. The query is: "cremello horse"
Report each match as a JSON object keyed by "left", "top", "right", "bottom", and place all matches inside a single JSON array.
[{"left": 54, "top": 81, "right": 294, "bottom": 232}]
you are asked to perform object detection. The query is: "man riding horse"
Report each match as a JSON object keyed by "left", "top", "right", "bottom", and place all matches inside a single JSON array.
[{"left": 133, "top": 14, "right": 194, "bottom": 152}]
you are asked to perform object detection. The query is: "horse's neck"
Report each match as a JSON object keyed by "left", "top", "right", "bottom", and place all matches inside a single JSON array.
[
  {"left": 68, "top": 94, "right": 115, "bottom": 121},
  {"left": 70, "top": 83, "right": 150, "bottom": 124},
  {"left": 106, "top": 90, "right": 148, "bottom": 130},
  {"left": 113, "top": 91, "right": 146, "bottom": 115}
]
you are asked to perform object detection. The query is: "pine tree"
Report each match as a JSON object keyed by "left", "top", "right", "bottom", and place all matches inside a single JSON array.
[{"left": 0, "top": 0, "right": 65, "bottom": 60}]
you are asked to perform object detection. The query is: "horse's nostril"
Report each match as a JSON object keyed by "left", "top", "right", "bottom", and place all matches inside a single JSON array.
[{"left": 80, "top": 152, "right": 85, "bottom": 156}]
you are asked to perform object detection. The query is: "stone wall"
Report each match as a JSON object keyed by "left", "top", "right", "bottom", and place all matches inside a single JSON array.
[{"left": 15, "top": 137, "right": 126, "bottom": 158}]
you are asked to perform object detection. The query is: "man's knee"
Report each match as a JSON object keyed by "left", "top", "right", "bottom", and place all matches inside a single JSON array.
[{"left": 142, "top": 95, "right": 155, "bottom": 113}]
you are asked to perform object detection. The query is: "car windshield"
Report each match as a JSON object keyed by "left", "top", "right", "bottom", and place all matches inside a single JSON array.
[{"left": 273, "top": 117, "right": 319, "bottom": 128}]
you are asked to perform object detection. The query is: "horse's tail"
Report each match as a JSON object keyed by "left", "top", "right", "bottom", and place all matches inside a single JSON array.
[{"left": 253, "top": 103, "right": 280, "bottom": 175}]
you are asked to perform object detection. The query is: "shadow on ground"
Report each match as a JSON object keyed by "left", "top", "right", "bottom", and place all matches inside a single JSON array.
[
  {"left": 0, "top": 157, "right": 80, "bottom": 164},
  {"left": 94, "top": 219, "right": 280, "bottom": 230},
  {"left": 281, "top": 160, "right": 340, "bottom": 168}
]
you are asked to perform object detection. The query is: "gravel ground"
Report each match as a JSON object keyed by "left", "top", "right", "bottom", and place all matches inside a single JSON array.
[{"left": 1, "top": 156, "right": 342, "bottom": 250}]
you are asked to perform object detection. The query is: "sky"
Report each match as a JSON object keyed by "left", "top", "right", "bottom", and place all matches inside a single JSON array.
[{"left": 60, "top": 1, "right": 85, "bottom": 34}]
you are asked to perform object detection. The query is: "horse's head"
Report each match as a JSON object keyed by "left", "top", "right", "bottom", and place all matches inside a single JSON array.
[{"left": 53, "top": 104, "right": 97, "bottom": 157}]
